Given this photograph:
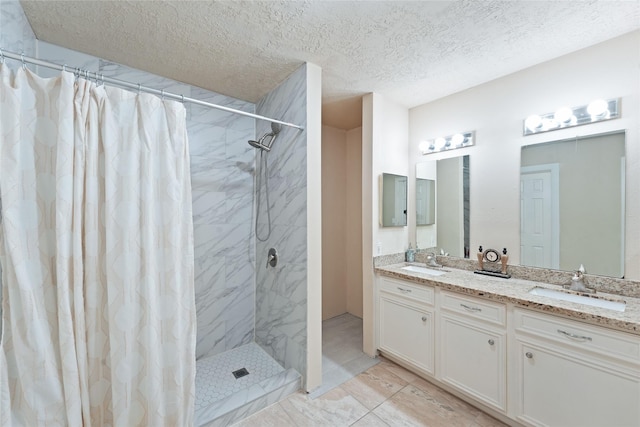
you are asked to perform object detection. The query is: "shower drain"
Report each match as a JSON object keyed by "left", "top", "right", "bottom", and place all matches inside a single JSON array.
[{"left": 232, "top": 368, "right": 249, "bottom": 379}]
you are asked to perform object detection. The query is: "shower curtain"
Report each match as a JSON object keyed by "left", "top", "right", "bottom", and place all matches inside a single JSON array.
[{"left": 0, "top": 64, "right": 196, "bottom": 426}]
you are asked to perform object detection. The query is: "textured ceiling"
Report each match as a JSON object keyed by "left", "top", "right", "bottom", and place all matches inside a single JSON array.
[{"left": 20, "top": 0, "right": 640, "bottom": 129}]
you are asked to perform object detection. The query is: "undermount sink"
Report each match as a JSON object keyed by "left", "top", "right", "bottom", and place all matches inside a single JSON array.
[
  {"left": 529, "top": 287, "right": 626, "bottom": 312},
  {"left": 401, "top": 265, "right": 447, "bottom": 276}
]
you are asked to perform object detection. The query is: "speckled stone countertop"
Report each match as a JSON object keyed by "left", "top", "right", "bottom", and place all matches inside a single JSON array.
[{"left": 375, "top": 262, "right": 640, "bottom": 336}]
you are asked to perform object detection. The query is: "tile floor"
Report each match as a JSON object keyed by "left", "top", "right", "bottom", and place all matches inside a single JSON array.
[
  {"left": 231, "top": 313, "right": 507, "bottom": 426},
  {"left": 309, "top": 313, "right": 380, "bottom": 399},
  {"left": 232, "top": 356, "right": 507, "bottom": 426}
]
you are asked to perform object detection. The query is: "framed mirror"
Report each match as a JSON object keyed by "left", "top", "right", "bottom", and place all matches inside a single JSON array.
[
  {"left": 416, "top": 155, "right": 470, "bottom": 257},
  {"left": 381, "top": 173, "right": 407, "bottom": 227},
  {"left": 520, "top": 131, "right": 625, "bottom": 277}
]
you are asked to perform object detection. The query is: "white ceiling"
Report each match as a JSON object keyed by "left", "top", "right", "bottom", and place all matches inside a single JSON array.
[{"left": 21, "top": 1, "right": 640, "bottom": 129}]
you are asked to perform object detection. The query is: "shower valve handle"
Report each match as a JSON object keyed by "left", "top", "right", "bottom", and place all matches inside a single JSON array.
[{"left": 266, "top": 247, "right": 278, "bottom": 269}]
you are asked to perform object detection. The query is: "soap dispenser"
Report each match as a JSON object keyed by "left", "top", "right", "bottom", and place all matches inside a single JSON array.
[{"left": 406, "top": 243, "right": 415, "bottom": 263}]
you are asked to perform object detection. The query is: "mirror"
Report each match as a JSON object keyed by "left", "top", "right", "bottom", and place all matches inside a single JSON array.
[
  {"left": 416, "top": 155, "right": 470, "bottom": 257},
  {"left": 381, "top": 173, "right": 407, "bottom": 227},
  {"left": 416, "top": 178, "right": 435, "bottom": 225},
  {"left": 520, "top": 131, "right": 625, "bottom": 277}
]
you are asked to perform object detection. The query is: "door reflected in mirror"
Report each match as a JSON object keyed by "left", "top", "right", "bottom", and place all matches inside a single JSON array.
[
  {"left": 416, "top": 155, "right": 470, "bottom": 257},
  {"left": 520, "top": 131, "right": 625, "bottom": 277},
  {"left": 381, "top": 173, "right": 407, "bottom": 227}
]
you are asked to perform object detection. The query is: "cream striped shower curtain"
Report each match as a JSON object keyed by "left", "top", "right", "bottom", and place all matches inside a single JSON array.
[{"left": 0, "top": 64, "right": 196, "bottom": 426}]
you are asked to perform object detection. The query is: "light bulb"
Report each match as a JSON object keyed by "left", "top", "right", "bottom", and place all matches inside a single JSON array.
[
  {"left": 525, "top": 115, "right": 542, "bottom": 132},
  {"left": 451, "top": 133, "right": 464, "bottom": 146},
  {"left": 587, "top": 99, "right": 608, "bottom": 117},
  {"left": 554, "top": 107, "right": 573, "bottom": 124},
  {"left": 434, "top": 137, "right": 446, "bottom": 150}
]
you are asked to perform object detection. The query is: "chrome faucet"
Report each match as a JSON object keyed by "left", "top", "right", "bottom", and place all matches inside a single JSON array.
[
  {"left": 567, "top": 264, "right": 595, "bottom": 293},
  {"left": 425, "top": 252, "right": 442, "bottom": 268}
]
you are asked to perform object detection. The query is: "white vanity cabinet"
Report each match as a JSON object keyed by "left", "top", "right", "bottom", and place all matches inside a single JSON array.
[
  {"left": 378, "top": 277, "right": 435, "bottom": 375},
  {"left": 512, "top": 308, "right": 640, "bottom": 427},
  {"left": 437, "top": 291, "right": 507, "bottom": 413}
]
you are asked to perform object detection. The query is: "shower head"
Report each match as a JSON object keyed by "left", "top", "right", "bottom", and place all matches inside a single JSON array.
[
  {"left": 248, "top": 122, "right": 282, "bottom": 152},
  {"left": 248, "top": 137, "right": 270, "bottom": 151}
]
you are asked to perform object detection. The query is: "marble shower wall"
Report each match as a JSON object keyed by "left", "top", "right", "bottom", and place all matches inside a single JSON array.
[
  {"left": 254, "top": 65, "right": 308, "bottom": 378},
  {"left": 0, "top": 0, "right": 36, "bottom": 57},
  {"left": 1, "top": 2, "right": 257, "bottom": 359}
]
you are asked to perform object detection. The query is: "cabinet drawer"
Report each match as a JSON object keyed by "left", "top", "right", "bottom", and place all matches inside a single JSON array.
[
  {"left": 440, "top": 291, "right": 506, "bottom": 327},
  {"left": 380, "top": 277, "right": 434, "bottom": 305},
  {"left": 514, "top": 308, "right": 640, "bottom": 364}
]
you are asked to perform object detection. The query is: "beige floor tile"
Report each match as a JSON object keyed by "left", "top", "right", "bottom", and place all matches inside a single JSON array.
[
  {"left": 377, "top": 356, "right": 420, "bottom": 384},
  {"left": 473, "top": 411, "right": 508, "bottom": 427},
  {"left": 412, "top": 377, "right": 483, "bottom": 422},
  {"left": 351, "top": 412, "right": 390, "bottom": 426},
  {"left": 351, "top": 412, "right": 390, "bottom": 427},
  {"left": 231, "top": 403, "right": 296, "bottom": 427},
  {"left": 230, "top": 356, "right": 507, "bottom": 427},
  {"left": 373, "top": 383, "right": 480, "bottom": 427},
  {"left": 280, "top": 387, "right": 368, "bottom": 426},
  {"left": 340, "top": 363, "right": 409, "bottom": 410}
]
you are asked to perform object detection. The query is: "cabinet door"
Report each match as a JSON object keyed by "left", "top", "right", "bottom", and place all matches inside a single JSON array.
[
  {"left": 439, "top": 315, "right": 506, "bottom": 412},
  {"left": 379, "top": 294, "right": 433, "bottom": 374},
  {"left": 516, "top": 342, "right": 640, "bottom": 427}
]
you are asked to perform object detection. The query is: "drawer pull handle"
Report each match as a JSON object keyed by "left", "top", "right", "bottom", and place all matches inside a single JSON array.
[
  {"left": 525, "top": 352, "right": 533, "bottom": 359},
  {"left": 421, "top": 316, "right": 427, "bottom": 322},
  {"left": 488, "top": 339, "right": 495, "bottom": 346},
  {"left": 397, "top": 287, "right": 412, "bottom": 293},
  {"left": 460, "top": 303, "right": 482, "bottom": 312},
  {"left": 557, "top": 329, "right": 592, "bottom": 342}
]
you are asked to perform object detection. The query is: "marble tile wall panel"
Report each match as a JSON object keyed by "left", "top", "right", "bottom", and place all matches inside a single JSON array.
[
  {"left": 2, "top": 12, "right": 258, "bottom": 358},
  {"left": 254, "top": 64, "right": 308, "bottom": 379},
  {"left": 0, "top": 0, "right": 36, "bottom": 58},
  {"left": 33, "top": 41, "right": 99, "bottom": 78}
]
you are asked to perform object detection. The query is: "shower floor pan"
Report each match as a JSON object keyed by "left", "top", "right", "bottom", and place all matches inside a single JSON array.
[{"left": 195, "top": 342, "right": 301, "bottom": 426}]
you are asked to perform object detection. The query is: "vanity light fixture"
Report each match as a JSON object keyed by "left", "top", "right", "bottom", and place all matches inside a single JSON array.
[
  {"left": 420, "top": 131, "right": 475, "bottom": 155},
  {"left": 523, "top": 98, "right": 619, "bottom": 136}
]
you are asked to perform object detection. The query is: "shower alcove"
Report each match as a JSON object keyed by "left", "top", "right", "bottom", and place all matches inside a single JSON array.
[
  {"left": 0, "top": 2, "right": 318, "bottom": 424},
  {"left": 190, "top": 65, "right": 313, "bottom": 425},
  {"left": 193, "top": 68, "right": 311, "bottom": 424}
]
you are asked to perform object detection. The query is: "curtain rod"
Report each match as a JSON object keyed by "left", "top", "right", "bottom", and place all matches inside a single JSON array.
[{"left": 0, "top": 48, "right": 304, "bottom": 131}]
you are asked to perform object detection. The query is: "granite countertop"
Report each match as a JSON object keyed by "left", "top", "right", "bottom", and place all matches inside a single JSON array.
[{"left": 375, "top": 262, "right": 640, "bottom": 336}]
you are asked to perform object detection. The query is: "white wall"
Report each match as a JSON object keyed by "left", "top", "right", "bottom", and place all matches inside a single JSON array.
[
  {"left": 409, "top": 31, "right": 640, "bottom": 279},
  {"left": 346, "top": 127, "right": 363, "bottom": 318},
  {"left": 321, "top": 125, "right": 348, "bottom": 319},
  {"left": 363, "top": 93, "right": 409, "bottom": 355},
  {"left": 321, "top": 125, "right": 363, "bottom": 320},
  {"left": 372, "top": 94, "right": 410, "bottom": 255}
]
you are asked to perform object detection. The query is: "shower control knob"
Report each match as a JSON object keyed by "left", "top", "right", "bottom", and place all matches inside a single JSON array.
[{"left": 266, "top": 247, "right": 278, "bottom": 269}]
